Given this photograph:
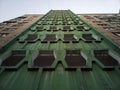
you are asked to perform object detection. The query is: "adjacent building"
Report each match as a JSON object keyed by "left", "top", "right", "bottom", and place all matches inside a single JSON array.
[
  {"left": 0, "top": 14, "right": 42, "bottom": 46},
  {"left": 79, "top": 14, "right": 120, "bottom": 45}
]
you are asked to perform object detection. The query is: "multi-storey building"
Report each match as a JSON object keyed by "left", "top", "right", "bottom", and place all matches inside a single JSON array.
[
  {"left": 0, "top": 14, "right": 42, "bottom": 46},
  {"left": 79, "top": 14, "right": 120, "bottom": 45},
  {"left": 0, "top": 10, "right": 120, "bottom": 90}
]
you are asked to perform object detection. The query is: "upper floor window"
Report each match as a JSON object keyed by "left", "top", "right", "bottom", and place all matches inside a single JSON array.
[
  {"left": 112, "top": 32, "right": 120, "bottom": 37},
  {"left": 103, "top": 27, "right": 115, "bottom": 30},
  {"left": 97, "top": 24, "right": 108, "bottom": 26},
  {"left": 0, "top": 33, "right": 9, "bottom": 38}
]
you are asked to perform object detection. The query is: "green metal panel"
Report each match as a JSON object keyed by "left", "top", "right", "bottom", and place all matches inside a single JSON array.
[{"left": 0, "top": 10, "right": 120, "bottom": 90}]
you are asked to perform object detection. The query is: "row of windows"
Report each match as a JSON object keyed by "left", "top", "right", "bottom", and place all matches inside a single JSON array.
[
  {"left": 37, "top": 22, "right": 81, "bottom": 25},
  {"left": 31, "top": 25, "right": 89, "bottom": 30},
  {"left": 0, "top": 49, "right": 119, "bottom": 67},
  {"left": 18, "top": 34, "right": 102, "bottom": 43}
]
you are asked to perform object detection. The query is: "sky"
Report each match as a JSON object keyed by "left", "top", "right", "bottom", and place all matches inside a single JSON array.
[{"left": 0, "top": 0, "right": 120, "bottom": 22}]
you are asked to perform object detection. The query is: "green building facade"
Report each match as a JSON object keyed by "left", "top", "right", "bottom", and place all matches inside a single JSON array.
[{"left": 0, "top": 10, "right": 120, "bottom": 90}]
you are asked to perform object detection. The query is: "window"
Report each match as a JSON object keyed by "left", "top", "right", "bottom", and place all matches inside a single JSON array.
[
  {"left": 41, "top": 34, "right": 57, "bottom": 43},
  {"left": 97, "top": 24, "right": 108, "bottom": 26},
  {"left": 94, "top": 50, "right": 118, "bottom": 66},
  {"left": 76, "top": 26, "right": 84, "bottom": 31},
  {"left": 2, "top": 28, "right": 17, "bottom": 31},
  {"left": 63, "top": 26, "right": 70, "bottom": 30},
  {"left": 17, "top": 16, "right": 27, "bottom": 19},
  {"left": 65, "top": 50, "right": 86, "bottom": 66},
  {"left": 103, "top": 27, "right": 115, "bottom": 30},
  {"left": 112, "top": 32, "right": 120, "bottom": 37},
  {"left": 92, "top": 21, "right": 102, "bottom": 23},
  {"left": 63, "top": 34, "right": 78, "bottom": 43},
  {"left": 1, "top": 50, "right": 26, "bottom": 66},
  {"left": 25, "top": 34, "right": 38, "bottom": 42},
  {"left": 3, "top": 20, "right": 16, "bottom": 23},
  {"left": 34, "top": 50, "right": 55, "bottom": 67},
  {"left": 83, "top": 15, "right": 94, "bottom": 19},
  {"left": 82, "top": 34, "right": 95, "bottom": 41},
  {"left": 0, "top": 33, "right": 9, "bottom": 38}
]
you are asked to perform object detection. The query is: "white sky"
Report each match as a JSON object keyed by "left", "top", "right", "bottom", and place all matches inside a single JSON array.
[{"left": 0, "top": 0, "right": 120, "bottom": 22}]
